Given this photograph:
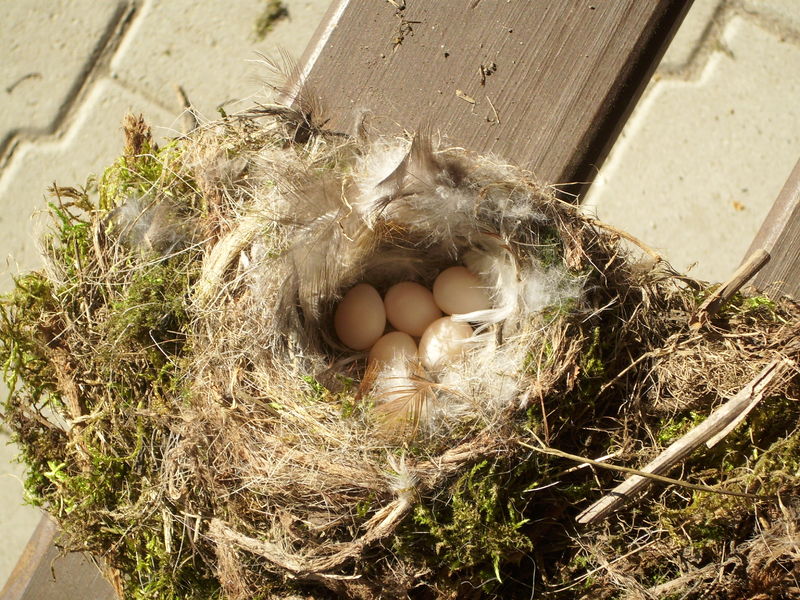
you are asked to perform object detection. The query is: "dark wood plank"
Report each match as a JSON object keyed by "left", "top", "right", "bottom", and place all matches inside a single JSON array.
[
  {"left": 1, "top": 516, "right": 56, "bottom": 600},
  {"left": 1, "top": 515, "right": 116, "bottom": 600},
  {"left": 290, "top": 0, "right": 691, "bottom": 191},
  {"left": 745, "top": 158, "right": 800, "bottom": 299}
]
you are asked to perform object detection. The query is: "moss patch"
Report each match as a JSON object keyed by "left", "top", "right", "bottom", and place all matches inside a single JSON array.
[{"left": 254, "top": 0, "right": 288, "bottom": 40}]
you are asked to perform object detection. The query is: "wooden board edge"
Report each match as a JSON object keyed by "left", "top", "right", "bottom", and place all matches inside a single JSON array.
[
  {"left": 745, "top": 157, "right": 800, "bottom": 298},
  {"left": 0, "top": 514, "right": 55, "bottom": 600}
]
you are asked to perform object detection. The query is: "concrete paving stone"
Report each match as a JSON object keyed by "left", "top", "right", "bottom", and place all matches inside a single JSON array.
[
  {"left": 0, "top": 78, "right": 175, "bottom": 286},
  {"left": 584, "top": 16, "right": 800, "bottom": 282},
  {"left": 0, "top": 429, "right": 43, "bottom": 588},
  {"left": 659, "top": 0, "right": 723, "bottom": 72},
  {"left": 0, "top": 0, "right": 126, "bottom": 153},
  {"left": 110, "top": 0, "right": 332, "bottom": 122},
  {"left": 741, "top": 0, "right": 800, "bottom": 34}
]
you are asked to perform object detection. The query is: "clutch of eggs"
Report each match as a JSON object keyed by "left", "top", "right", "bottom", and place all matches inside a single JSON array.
[{"left": 334, "top": 265, "right": 491, "bottom": 403}]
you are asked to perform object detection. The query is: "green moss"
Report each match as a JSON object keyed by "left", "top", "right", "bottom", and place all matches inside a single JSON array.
[
  {"left": 397, "top": 459, "right": 532, "bottom": 583},
  {"left": 558, "top": 478, "right": 595, "bottom": 503},
  {"left": 46, "top": 198, "right": 93, "bottom": 281},
  {"left": 100, "top": 142, "right": 156, "bottom": 211},
  {"left": 0, "top": 273, "right": 58, "bottom": 402},
  {"left": 742, "top": 294, "right": 777, "bottom": 313},
  {"left": 0, "top": 133, "right": 209, "bottom": 597},
  {"left": 649, "top": 393, "right": 800, "bottom": 562},
  {"left": 254, "top": 0, "right": 288, "bottom": 40},
  {"left": 579, "top": 326, "right": 604, "bottom": 380},
  {"left": 120, "top": 527, "right": 221, "bottom": 600},
  {"left": 573, "top": 325, "right": 606, "bottom": 404},
  {"left": 693, "top": 288, "right": 783, "bottom": 326},
  {"left": 99, "top": 138, "right": 195, "bottom": 213},
  {"left": 656, "top": 411, "right": 705, "bottom": 445},
  {"left": 539, "top": 297, "right": 578, "bottom": 325},
  {"left": 661, "top": 487, "right": 749, "bottom": 552},
  {"left": 301, "top": 374, "right": 328, "bottom": 400},
  {"left": 536, "top": 225, "right": 564, "bottom": 268},
  {"left": 17, "top": 428, "right": 68, "bottom": 507},
  {"left": 105, "top": 258, "right": 195, "bottom": 365},
  {"left": 752, "top": 428, "right": 800, "bottom": 484},
  {"left": 355, "top": 492, "right": 376, "bottom": 519}
]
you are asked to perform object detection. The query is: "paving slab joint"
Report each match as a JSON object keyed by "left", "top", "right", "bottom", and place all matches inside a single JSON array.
[
  {"left": 658, "top": 0, "right": 800, "bottom": 82},
  {"left": 0, "top": 1, "right": 141, "bottom": 172},
  {"left": 734, "top": 1, "right": 800, "bottom": 43}
]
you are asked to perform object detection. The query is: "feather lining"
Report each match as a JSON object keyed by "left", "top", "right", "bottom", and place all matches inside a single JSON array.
[{"left": 222, "top": 133, "right": 582, "bottom": 437}]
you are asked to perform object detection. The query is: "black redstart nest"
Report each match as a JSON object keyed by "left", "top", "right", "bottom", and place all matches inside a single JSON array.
[{"left": 1, "top": 104, "right": 799, "bottom": 600}]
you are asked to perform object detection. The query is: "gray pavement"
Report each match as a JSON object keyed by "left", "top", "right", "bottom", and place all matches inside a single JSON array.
[
  {"left": 2, "top": 0, "right": 800, "bottom": 589},
  {"left": 585, "top": 0, "right": 800, "bottom": 280}
]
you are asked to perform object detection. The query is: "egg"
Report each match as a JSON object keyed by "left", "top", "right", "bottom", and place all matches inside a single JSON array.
[
  {"left": 368, "top": 331, "right": 418, "bottom": 367},
  {"left": 432, "top": 266, "right": 491, "bottom": 315},
  {"left": 419, "top": 316, "right": 474, "bottom": 370},
  {"left": 334, "top": 283, "right": 386, "bottom": 350},
  {"left": 383, "top": 281, "right": 443, "bottom": 337}
]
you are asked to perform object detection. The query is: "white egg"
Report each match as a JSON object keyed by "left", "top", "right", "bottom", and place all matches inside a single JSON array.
[
  {"left": 334, "top": 283, "right": 386, "bottom": 350},
  {"left": 419, "top": 316, "right": 474, "bottom": 370},
  {"left": 384, "top": 281, "right": 442, "bottom": 337},
  {"left": 368, "top": 331, "right": 418, "bottom": 367},
  {"left": 432, "top": 266, "right": 491, "bottom": 315}
]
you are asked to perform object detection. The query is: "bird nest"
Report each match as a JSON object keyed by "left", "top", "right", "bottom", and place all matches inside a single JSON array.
[{"left": 2, "top": 108, "right": 799, "bottom": 600}]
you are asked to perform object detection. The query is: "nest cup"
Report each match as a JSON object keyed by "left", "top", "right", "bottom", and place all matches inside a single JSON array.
[
  {"left": 175, "top": 123, "right": 601, "bottom": 596},
  {"left": 195, "top": 132, "right": 582, "bottom": 412}
]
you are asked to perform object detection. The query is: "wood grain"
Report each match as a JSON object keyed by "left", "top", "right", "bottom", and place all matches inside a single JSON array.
[
  {"left": 745, "top": 158, "right": 800, "bottom": 299},
  {"left": 292, "top": 0, "right": 691, "bottom": 192}
]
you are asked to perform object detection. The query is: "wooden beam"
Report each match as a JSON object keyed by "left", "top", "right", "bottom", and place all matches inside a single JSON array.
[
  {"left": 745, "top": 157, "right": 800, "bottom": 299},
  {"left": 292, "top": 0, "right": 691, "bottom": 192}
]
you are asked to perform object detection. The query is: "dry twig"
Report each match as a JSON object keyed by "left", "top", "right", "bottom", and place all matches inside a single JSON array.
[
  {"left": 576, "top": 351, "right": 796, "bottom": 524},
  {"left": 690, "top": 248, "right": 771, "bottom": 330}
]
